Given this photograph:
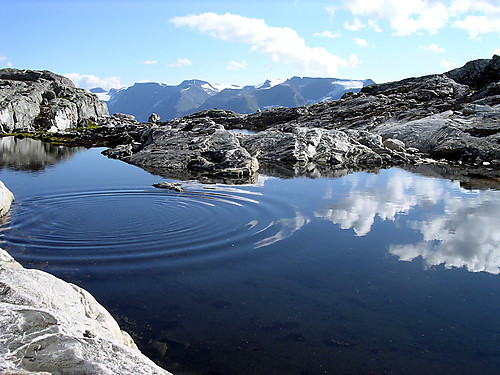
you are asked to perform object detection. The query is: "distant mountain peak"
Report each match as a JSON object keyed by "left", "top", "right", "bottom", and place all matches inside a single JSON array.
[
  {"left": 99, "top": 76, "right": 374, "bottom": 121},
  {"left": 255, "top": 78, "right": 286, "bottom": 89}
]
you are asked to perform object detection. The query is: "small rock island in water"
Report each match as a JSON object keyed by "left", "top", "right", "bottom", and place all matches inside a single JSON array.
[{"left": 1, "top": 56, "right": 500, "bottom": 373}]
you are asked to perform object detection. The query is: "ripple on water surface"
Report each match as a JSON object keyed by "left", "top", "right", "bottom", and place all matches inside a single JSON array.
[{"left": 1, "top": 185, "right": 293, "bottom": 271}]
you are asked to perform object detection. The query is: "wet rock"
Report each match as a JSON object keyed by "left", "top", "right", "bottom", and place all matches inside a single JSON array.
[
  {"left": 0, "top": 248, "right": 171, "bottom": 375},
  {"left": 153, "top": 182, "right": 184, "bottom": 192}
]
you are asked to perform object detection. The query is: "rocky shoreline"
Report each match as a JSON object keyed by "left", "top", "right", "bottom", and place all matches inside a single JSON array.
[{"left": 2, "top": 56, "right": 499, "bottom": 186}]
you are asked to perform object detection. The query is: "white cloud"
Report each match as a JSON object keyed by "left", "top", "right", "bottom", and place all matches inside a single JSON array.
[
  {"left": 254, "top": 210, "right": 310, "bottom": 248},
  {"left": 453, "top": 15, "right": 500, "bottom": 39},
  {"left": 0, "top": 54, "right": 7, "bottom": 62},
  {"left": 451, "top": 1, "right": 500, "bottom": 37},
  {"left": 167, "top": 58, "right": 192, "bottom": 68},
  {"left": 340, "top": 0, "right": 500, "bottom": 38},
  {"left": 325, "top": 4, "right": 336, "bottom": 22},
  {"left": 227, "top": 60, "right": 247, "bottom": 71},
  {"left": 494, "top": 48, "right": 500, "bottom": 56},
  {"left": 354, "top": 38, "right": 368, "bottom": 47},
  {"left": 368, "top": 19, "right": 382, "bottom": 32},
  {"left": 348, "top": 54, "right": 362, "bottom": 67},
  {"left": 170, "top": 12, "right": 355, "bottom": 76},
  {"left": 420, "top": 43, "right": 445, "bottom": 53},
  {"left": 144, "top": 60, "right": 158, "bottom": 65},
  {"left": 313, "top": 30, "right": 341, "bottom": 38},
  {"left": 343, "top": 17, "right": 365, "bottom": 31},
  {"left": 440, "top": 59, "right": 457, "bottom": 70},
  {"left": 324, "top": 4, "right": 335, "bottom": 18},
  {"left": 6, "top": 62, "right": 12, "bottom": 67},
  {"left": 315, "top": 167, "right": 500, "bottom": 274},
  {"left": 64, "top": 73, "right": 123, "bottom": 91},
  {"left": 449, "top": 0, "right": 500, "bottom": 13},
  {"left": 341, "top": 0, "right": 449, "bottom": 35}
]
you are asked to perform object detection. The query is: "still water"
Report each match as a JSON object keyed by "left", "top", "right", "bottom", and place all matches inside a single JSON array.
[{"left": 1, "top": 137, "right": 500, "bottom": 375}]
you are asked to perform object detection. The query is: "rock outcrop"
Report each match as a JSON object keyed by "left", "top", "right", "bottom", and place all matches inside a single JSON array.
[
  {"left": 0, "top": 69, "right": 108, "bottom": 133},
  {"left": 0, "top": 248, "right": 171, "bottom": 375},
  {"left": 103, "top": 57, "right": 499, "bottom": 183}
]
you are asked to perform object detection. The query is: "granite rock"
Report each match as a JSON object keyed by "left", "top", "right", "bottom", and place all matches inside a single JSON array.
[{"left": 0, "top": 248, "right": 171, "bottom": 375}]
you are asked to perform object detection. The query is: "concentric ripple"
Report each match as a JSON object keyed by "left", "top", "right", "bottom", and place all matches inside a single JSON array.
[{"left": 0, "top": 185, "right": 296, "bottom": 271}]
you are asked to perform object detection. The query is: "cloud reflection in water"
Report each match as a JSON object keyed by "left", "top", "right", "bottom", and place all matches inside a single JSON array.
[
  {"left": 315, "top": 169, "right": 500, "bottom": 274},
  {"left": 254, "top": 210, "right": 310, "bottom": 249},
  {"left": 390, "top": 191, "right": 500, "bottom": 274}
]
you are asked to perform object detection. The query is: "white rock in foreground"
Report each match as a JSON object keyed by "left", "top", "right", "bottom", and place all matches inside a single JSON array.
[
  {"left": 0, "top": 181, "right": 14, "bottom": 218},
  {"left": 0, "top": 248, "right": 172, "bottom": 375}
]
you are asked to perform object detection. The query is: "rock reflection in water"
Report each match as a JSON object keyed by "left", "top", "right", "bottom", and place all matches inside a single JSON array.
[
  {"left": 0, "top": 136, "right": 81, "bottom": 172},
  {"left": 315, "top": 168, "right": 500, "bottom": 274}
]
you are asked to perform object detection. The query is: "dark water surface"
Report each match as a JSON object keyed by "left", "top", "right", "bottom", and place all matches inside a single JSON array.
[{"left": 1, "top": 137, "right": 500, "bottom": 375}]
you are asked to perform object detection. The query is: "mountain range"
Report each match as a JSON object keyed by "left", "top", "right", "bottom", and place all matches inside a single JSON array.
[{"left": 91, "top": 77, "right": 375, "bottom": 122}]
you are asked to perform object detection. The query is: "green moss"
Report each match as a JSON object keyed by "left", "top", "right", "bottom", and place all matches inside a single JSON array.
[
  {"left": 75, "top": 121, "right": 99, "bottom": 132},
  {"left": 0, "top": 131, "right": 75, "bottom": 145},
  {"left": 86, "top": 120, "right": 99, "bottom": 129},
  {"left": 0, "top": 132, "right": 33, "bottom": 139}
]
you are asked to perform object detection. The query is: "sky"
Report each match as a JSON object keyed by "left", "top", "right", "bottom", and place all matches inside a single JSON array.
[{"left": 1, "top": 0, "right": 499, "bottom": 90}]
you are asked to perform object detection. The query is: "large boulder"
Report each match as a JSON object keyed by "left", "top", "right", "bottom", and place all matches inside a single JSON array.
[
  {"left": 0, "top": 248, "right": 171, "bottom": 375},
  {"left": 105, "top": 119, "right": 259, "bottom": 183},
  {"left": 0, "top": 68, "right": 109, "bottom": 133}
]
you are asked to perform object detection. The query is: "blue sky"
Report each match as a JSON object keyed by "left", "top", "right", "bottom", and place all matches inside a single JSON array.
[{"left": 1, "top": 0, "right": 499, "bottom": 90}]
